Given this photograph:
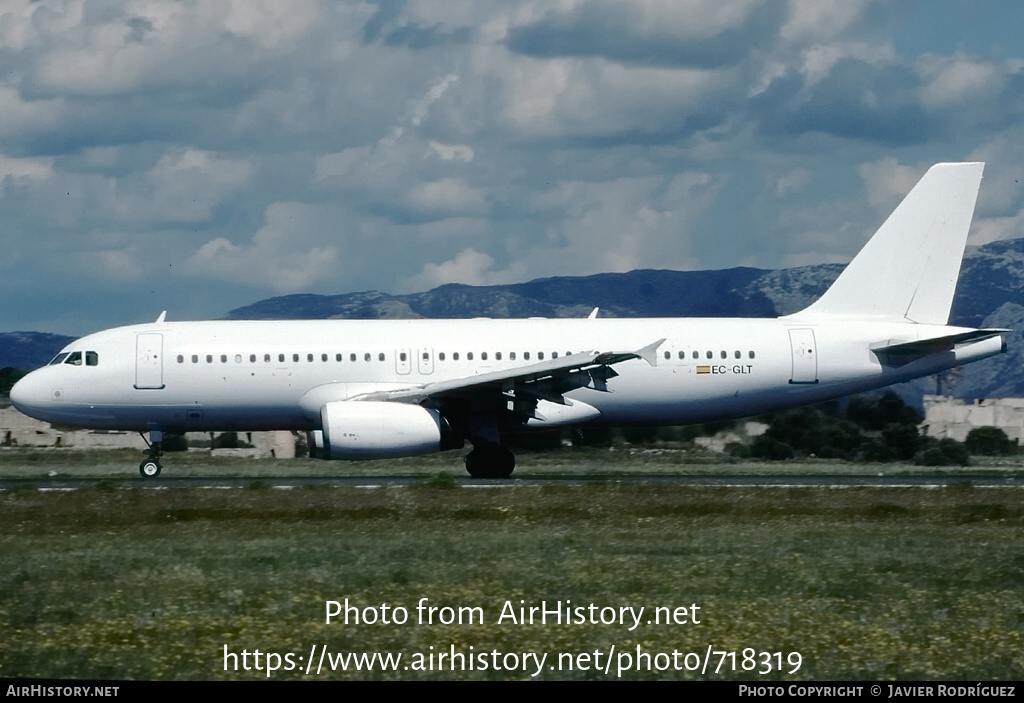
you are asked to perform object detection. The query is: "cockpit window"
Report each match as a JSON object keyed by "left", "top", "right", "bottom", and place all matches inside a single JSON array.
[
  {"left": 49, "top": 353, "right": 70, "bottom": 366},
  {"left": 64, "top": 351, "right": 83, "bottom": 366},
  {"left": 85, "top": 351, "right": 98, "bottom": 366}
]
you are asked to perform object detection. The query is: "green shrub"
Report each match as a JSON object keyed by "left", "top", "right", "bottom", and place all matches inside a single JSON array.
[
  {"left": 751, "top": 435, "right": 794, "bottom": 460},
  {"left": 914, "top": 437, "right": 970, "bottom": 466},
  {"left": 162, "top": 433, "right": 189, "bottom": 452},
  {"left": 882, "top": 423, "right": 920, "bottom": 461},
  {"left": 621, "top": 426, "right": 659, "bottom": 445},
  {"left": 964, "top": 427, "right": 1017, "bottom": 456},
  {"left": 846, "top": 391, "right": 920, "bottom": 431},
  {"left": 572, "top": 426, "right": 614, "bottom": 447},
  {"left": 859, "top": 437, "right": 891, "bottom": 462},
  {"left": 725, "top": 442, "right": 751, "bottom": 458}
]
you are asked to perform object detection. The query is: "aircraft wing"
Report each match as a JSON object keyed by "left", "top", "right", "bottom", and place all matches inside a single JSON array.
[{"left": 352, "top": 339, "right": 664, "bottom": 404}]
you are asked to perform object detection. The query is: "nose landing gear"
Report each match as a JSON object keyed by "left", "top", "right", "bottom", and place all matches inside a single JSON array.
[
  {"left": 138, "top": 425, "right": 163, "bottom": 478},
  {"left": 139, "top": 458, "right": 162, "bottom": 478}
]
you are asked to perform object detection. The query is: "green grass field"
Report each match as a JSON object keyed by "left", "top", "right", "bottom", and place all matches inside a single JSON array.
[{"left": 1, "top": 450, "right": 1023, "bottom": 680}]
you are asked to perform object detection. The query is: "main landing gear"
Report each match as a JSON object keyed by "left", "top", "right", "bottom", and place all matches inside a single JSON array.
[
  {"left": 139, "top": 426, "right": 163, "bottom": 478},
  {"left": 464, "top": 443, "right": 516, "bottom": 479}
]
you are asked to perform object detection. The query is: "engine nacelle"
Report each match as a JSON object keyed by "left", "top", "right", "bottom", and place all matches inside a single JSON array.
[{"left": 319, "top": 401, "right": 443, "bottom": 459}]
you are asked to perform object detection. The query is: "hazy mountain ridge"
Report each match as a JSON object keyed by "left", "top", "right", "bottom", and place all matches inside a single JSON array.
[
  {"left": 0, "top": 332, "right": 75, "bottom": 371},
  {"left": 225, "top": 267, "right": 781, "bottom": 320}
]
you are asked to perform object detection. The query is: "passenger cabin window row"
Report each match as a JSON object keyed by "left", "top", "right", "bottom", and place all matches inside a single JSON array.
[
  {"left": 664, "top": 350, "right": 756, "bottom": 360},
  {"left": 173, "top": 348, "right": 757, "bottom": 365},
  {"left": 174, "top": 350, "right": 578, "bottom": 364}
]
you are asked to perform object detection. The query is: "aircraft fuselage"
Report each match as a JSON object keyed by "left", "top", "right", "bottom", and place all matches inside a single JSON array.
[{"left": 11, "top": 316, "right": 1003, "bottom": 434}]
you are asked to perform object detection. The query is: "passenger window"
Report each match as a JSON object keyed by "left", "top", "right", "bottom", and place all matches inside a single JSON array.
[
  {"left": 293, "top": 354, "right": 299, "bottom": 363},
  {"left": 538, "top": 352, "right": 545, "bottom": 360},
  {"left": 453, "top": 352, "right": 460, "bottom": 361},
  {"left": 400, "top": 352, "right": 407, "bottom": 362},
  {"left": 265, "top": 354, "right": 271, "bottom": 362},
  {"left": 279, "top": 354, "right": 285, "bottom": 363},
  {"left": 350, "top": 353, "right": 357, "bottom": 362},
  {"left": 422, "top": 352, "right": 429, "bottom": 360},
  {"left": 496, "top": 352, "right": 502, "bottom": 361},
  {"left": 378, "top": 352, "right": 385, "bottom": 361},
  {"left": 235, "top": 354, "right": 243, "bottom": 363},
  {"left": 364, "top": 353, "right": 371, "bottom": 362},
  {"left": 524, "top": 352, "right": 530, "bottom": 360},
  {"left": 664, "top": 351, "right": 671, "bottom": 360},
  {"left": 206, "top": 355, "right": 213, "bottom": 363},
  {"left": 678, "top": 351, "right": 685, "bottom": 359},
  {"left": 192, "top": 355, "right": 199, "bottom": 363},
  {"left": 552, "top": 351, "right": 558, "bottom": 359},
  {"left": 336, "top": 353, "right": 343, "bottom": 362},
  {"left": 510, "top": 352, "right": 516, "bottom": 360},
  {"left": 749, "top": 351, "right": 756, "bottom": 359},
  {"left": 720, "top": 351, "right": 727, "bottom": 359},
  {"left": 439, "top": 352, "right": 446, "bottom": 361},
  {"left": 322, "top": 353, "right": 328, "bottom": 362},
  {"left": 177, "top": 355, "right": 184, "bottom": 364},
  {"left": 468, "top": 352, "right": 474, "bottom": 360},
  {"left": 221, "top": 355, "right": 228, "bottom": 363},
  {"left": 482, "top": 352, "right": 488, "bottom": 361},
  {"left": 706, "top": 351, "right": 713, "bottom": 359},
  {"left": 734, "top": 350, "right": 741, "bottom": 359},
  {"left": 249, "top": 354, "right": 256, "bottom": 363},
  {"left": 307, "top": 353, "right": 314, "bottom": 362}
]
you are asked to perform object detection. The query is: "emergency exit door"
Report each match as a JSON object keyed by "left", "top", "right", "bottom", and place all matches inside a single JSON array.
[
  {"left": 135, "top": 333, "right": 165, "bottom": 389},
  {"left": 788, "top": 328, "right": 818, "bottom": 384}
]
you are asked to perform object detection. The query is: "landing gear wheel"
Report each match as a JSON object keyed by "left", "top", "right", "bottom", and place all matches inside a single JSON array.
[
  {"left": 139, "top": 425, "right": 165, "bottom": 479},
  {"left": 464, "top": 446, "right": 516, "bottom": 479},
  {"left": 465, "top": 450, "right": 485, "bottom": 478}
]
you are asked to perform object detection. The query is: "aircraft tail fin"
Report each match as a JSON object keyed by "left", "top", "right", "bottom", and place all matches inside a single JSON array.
[{"left": 792, "top": 162, "right": 984, "bottom": 324}]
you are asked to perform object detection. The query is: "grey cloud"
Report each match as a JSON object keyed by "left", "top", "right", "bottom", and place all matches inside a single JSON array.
[
  {"left": 751, "top": 58, "right": 932, "bottom": 146},
  {"left": 383, "top": 23, "right": 472, "bottom": 49},
  {"left": 506, "top": 1, "right": 782, "bottom": 68}
]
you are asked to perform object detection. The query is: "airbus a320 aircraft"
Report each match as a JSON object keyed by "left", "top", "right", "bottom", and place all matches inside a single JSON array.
[{"left": 11, "top": 163, "right": 1006, "bottom": 478}]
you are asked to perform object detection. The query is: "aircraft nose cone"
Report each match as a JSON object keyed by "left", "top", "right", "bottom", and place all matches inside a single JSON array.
[
  {"left": 9, "top": 376, "right": 29, "bottom": 410},
  {"left": 9, "top": 372, "right": 46, "bottom": 417}
]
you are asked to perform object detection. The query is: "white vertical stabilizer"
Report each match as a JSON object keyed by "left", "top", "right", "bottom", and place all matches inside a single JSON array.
[{"left": 792, "top": 162, "right": 984, "bottom": 324}]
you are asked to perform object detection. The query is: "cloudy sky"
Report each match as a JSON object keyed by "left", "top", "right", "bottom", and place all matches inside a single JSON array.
[{"left": 3, "top": 0, "right": 1024, "bottom": 335}]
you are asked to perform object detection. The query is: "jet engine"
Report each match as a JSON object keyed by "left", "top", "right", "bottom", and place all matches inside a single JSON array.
[{"left": 315, "top": 401, "right": 446, "bottom": 459}]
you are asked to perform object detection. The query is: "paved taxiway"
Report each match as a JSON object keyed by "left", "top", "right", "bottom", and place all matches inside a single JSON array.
[{"left": 0, "top": 472, "right": 1020, "bottom": 491}]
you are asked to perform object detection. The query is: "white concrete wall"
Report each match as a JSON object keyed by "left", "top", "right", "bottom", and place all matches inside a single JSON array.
[{"left": 921, "top": 395, "right": 1024, "bottom": 443}]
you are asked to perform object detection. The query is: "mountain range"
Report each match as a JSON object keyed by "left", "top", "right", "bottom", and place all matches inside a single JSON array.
[{"left": 5, "top": 237, "right": 1024, "bottom": 401}]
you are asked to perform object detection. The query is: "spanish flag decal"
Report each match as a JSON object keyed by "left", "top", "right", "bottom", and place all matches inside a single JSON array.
[{"left": 696, "top": 366, "right": 711, "bottom": 374}]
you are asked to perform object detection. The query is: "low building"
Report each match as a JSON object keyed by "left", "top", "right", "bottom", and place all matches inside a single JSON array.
[{"left": 920, "top": 395, "right": 1024, "bottom": 443}]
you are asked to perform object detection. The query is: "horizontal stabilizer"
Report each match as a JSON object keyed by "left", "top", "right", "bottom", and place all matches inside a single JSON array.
[{"left": 871, "top": 329, "right": 1007, "bottom": 366}]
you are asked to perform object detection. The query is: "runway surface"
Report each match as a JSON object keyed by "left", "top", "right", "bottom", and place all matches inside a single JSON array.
[{"left": 1, "top": 472, "right": 1021, "bottom": 490}]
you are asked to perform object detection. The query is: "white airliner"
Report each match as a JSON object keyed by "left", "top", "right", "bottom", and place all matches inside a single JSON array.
[{"left": 10, "top": 162, "right": 1006, "bottom": 478}]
